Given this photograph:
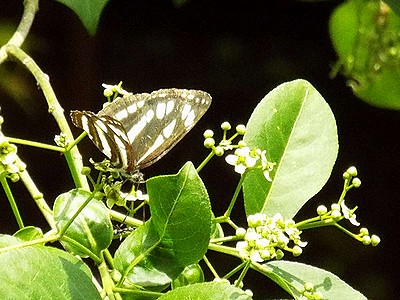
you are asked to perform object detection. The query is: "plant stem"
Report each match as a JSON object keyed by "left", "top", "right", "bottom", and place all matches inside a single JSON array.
[
  {"left": 18, "top": 158, "right": 56, "bottom": 230},
  {"left": 3, "top": 45, "right": 89, "bottom": 190},
  {"left": 8, "top": 137, "right": 65, "bottom": 152},
  {"left": 0, "top": 175, "right": 24, "bottom": 228},
  {"left": 0, "top": 0, "right": 38, "bottom": 62},
  {"left": 224, "top": 174, "right": 246, "bottom": 218}
]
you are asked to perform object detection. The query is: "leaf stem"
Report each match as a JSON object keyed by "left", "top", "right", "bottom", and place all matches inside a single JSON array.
[
  {"left": 8, "top": 137, "right": 65, "bottom": 152},
  {"left": 197, "top": 151, "right": 214, "bottom": 172},
  {"left": 0, "top": 174, "right": 24, "bottom": 228},
  {"left": 224, "top": 174, "right": 246, "bottom": 218}
]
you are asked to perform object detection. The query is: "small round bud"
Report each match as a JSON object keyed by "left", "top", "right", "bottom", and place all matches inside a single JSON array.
[
  {"left": 362, "top": 235, "right": 371, "bottom": 245},
  {"left": 235, "top": 227, "right": 246, "bottom": 238},
  {"left": 331, "top": 203, "right": 340, "bottom": 211},
  {"left": 0, "top": 116, "right": 4, "bottom": 125},
  {"left": 371, "top": 234, "right": 381, "bottom": 246},
  {"left": 331, "top": 209, "right": 342, "bottom": 220},
  {"left": 276, "top": 249, "right": 284, "bottom": 260},
  {"left": 10, "top": 173, "right": 20, "bottom": 182},
  {"left": 236, "top": 124, "right": 246, "bottom": 135},
  {"left": 342, "top": 171, "right": 350, "bottom": 180},
  {"left": 352, "top": 177, "right": 361, "bottom": 188},
  {"left": 347, "top": 166, "right": 358, "bottom": 177},
  {"left": 293, "top": 245, "right": 303, "bottom": 257},
  {"left": 304, "top": 282, "right": 314, "bottom": 292},
  {"left": 214, "top": 146, "right": 224, "bottom": 156},
  {"left": 203, "top": 129, "right": 214, "bottom": 138},
  {"left": 244, "top": 289, "right": 253, "bottom": 297},
  {"left": 213, "top": 278, "right": 230, "bottom": 284},
  {"left": 103, "top": 88, "right": 113, "bottom": 97},
  {"left": 316, "top": 205, "right": 328, "bottom": 216},
  {"left": 221, "top": 122, "right": 231, "bottom": 131},
  {"left": 259, "top": 249, "right": 271, "bottom": 260},
  {"left": 203, "top": 137, "right": 215, "bottom": 148},
  {"left": 234, "top": 280, "right": 244, "bottom": 289},
  {"left": 360, "top": 227, "right": 369, "bottom": 236},
  {"left": 81, "top": 166, "right": 91, "bottom": 175}
]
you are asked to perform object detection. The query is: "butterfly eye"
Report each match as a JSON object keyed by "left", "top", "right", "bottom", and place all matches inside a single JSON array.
[{"left": 71, "top": 88, "right": 211, "bottom": 173}]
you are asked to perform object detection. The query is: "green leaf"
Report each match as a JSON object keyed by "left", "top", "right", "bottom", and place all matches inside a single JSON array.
[
  {"left": 172, "top": 263, "right": 205, "bottom": 288},
  {"left": 54, "top": 188, "right": 113, "bottom": 257},
  {"left": 243, "top": 79, "right": 338, "bottom": 219},
  {"left": 13, "top": 226, "right": 43, "bottom": 241},
  {"left": 159, "top": 282, "right": 252, "bottom": 300},
  {"left": 0, "top": 235, "right": 101, "bottom": 300},
  {"left": 114, "top": 221, "right": 173, "bottom": 290},
  {"left": 147, "top": 161, "right": 212, "bottom": 266},
  {"left": 330, "top": 0, "right": 400, "bottom": 110},
  {"left": 385, "top": 0, "right": 400, "bottom": 17},
  {"left": 259, "top": 260, "right": 367, "bottom": 299},
  {"left": 56, "top": 0, "right": 109, "bottom": 35},
  {"left": 114, "top": 162, "right": 212, "bottom": 290}
]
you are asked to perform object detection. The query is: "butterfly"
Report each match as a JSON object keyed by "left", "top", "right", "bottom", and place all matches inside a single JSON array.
[{"left": 70, "top": 88, "right": 212, "bottom": 173}]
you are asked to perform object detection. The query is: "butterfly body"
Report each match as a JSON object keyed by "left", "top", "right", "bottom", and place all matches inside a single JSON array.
[{"left": 71, "top": 88, "right": 212, "bottom": 173}]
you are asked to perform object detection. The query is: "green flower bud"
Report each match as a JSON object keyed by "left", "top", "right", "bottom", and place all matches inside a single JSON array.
[
  {"left": 276, "top": 249, "right": 284, "bottom": 260},
  {"left": 317, "top": 205, "right": 328, "bottom": 216},
  {"left": 235, "top": 227, "right": 246, "bottom": 238},
  {"left": 293, "top": 245, "right": 303, "bottom": 257},
  {"left": 236, "top": 124, "right": 246, "bottom": 135},
  {"left": 331, "top": 209, "right": 342, "bottom": 220},
  {"left": 203, "top": 129, "right": 214, "bottom": 138},
  {"left": 352, "top": 177, "right": 361, "bottom": 188},
  {"left": 244, "top": 289, "right": 253, "bottom": 297},
  {"left": 360, "top": 227, "right": 369, "bottom": 236},
  {"left": 342, "top": 171, "right": 350, "bottom": 180},
  {"left": 304, "top": 282, "right": 314, "bottom": 292},
  {"left": 362, "top": 235, "right": 371, "bottom": 245},
  {"left": 371, "top": 234, "right": 381, "bottom": 246},
  {"left": 203, "top": 137, "right": 215, "bottom": 148},
  {"left": 81, "top": 166, "right": 91, "bottom": 175},
  {"left": 10, "top": 173, "right": 20, "bottom": 182},
  {"left": 221, "top": 122, "right": 231, "bottom": 131},
  {"left": 214, "top": 146, "right": 224, "bottom": 156},
  {"left": 0, "top": 116, "right": 4, "bottom": 125},
  {"left": 347, "top": 166, "right": 358, "bottom": 177},
  {"left": 234, "top": 280, "right": 244, "bottom": 288},
  {"left": 103, "top": 88, "right": 113, "bottom": 97},
  {"left": 331, "top": 203, "right": 340, "bottom": 211},
  {"left": 237, "top": 140, "right": 247, "bottom": 148}
]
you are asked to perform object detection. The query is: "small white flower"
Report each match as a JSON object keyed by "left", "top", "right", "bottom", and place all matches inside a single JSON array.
[
  {"left": 225, "top": 146, "right": 259, "bottom": 174},
  {"left": 341, "top": 200, "right": 360, "bottom": 226},
  {"left": 102, "top": 83, "right": 130, "bottom": 96}
]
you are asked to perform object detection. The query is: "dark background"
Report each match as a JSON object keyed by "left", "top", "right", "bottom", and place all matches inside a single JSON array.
[{"left": 0, "top": 0, "right": 398, "bottom": 299}]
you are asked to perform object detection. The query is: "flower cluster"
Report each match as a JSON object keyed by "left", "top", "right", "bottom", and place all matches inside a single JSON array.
[
  {"left": 0, "top": 135, "right": 25, "bottom": 182},
  {"left": 203, "top": 122, "right": 275, "bottom": 181},
  {"left": 102, "top": 82, "right": 131, "bottom": 100},
  {"left": 314, "top": 166, "right": 380, "bottom": 247},
  {"left": 226, "top": 146, "right": 274, "bottom": 181},
  {"left": 236, "top": 213, "right": 307, "bottom": 263}
]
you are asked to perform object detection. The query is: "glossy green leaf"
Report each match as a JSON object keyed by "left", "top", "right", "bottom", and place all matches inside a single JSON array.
[
  {"left": 114, "top": 162, "right": 212, "bottom": 290},
  {"left": 54, "top": 188, "right": 113, "bottom": 257},
  {"left": 385, "top": 0, "right": 400, "bottom": 17},
  {"left": 159, "top": 282, "right": 251, "bottom": 300},
  {"left": 171, "top": 263, "right": 205, "bottom": 288},
  {"left": 259, "top": 260, "right": 367, "bottom": 299},
  {"left": 147, "top": 161, "right": 212, "bottom": 266},
  {"left": 330, "top": 0, "right": 400, "bottom": 109},
  {"left": 0, "top": 235, "right": 101, "bottom": 300},
  {"left": 243, "top": 80, "right": 338, "bottom": 219},
  {"left": 13, "top": 226, "right": 43, "bottom": 241},
  {"left": 114, "top": 221, "right": 173, "bottom": 290},
  {"left": 56, "top": 0, "right": 109, "bottom": 35}
]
